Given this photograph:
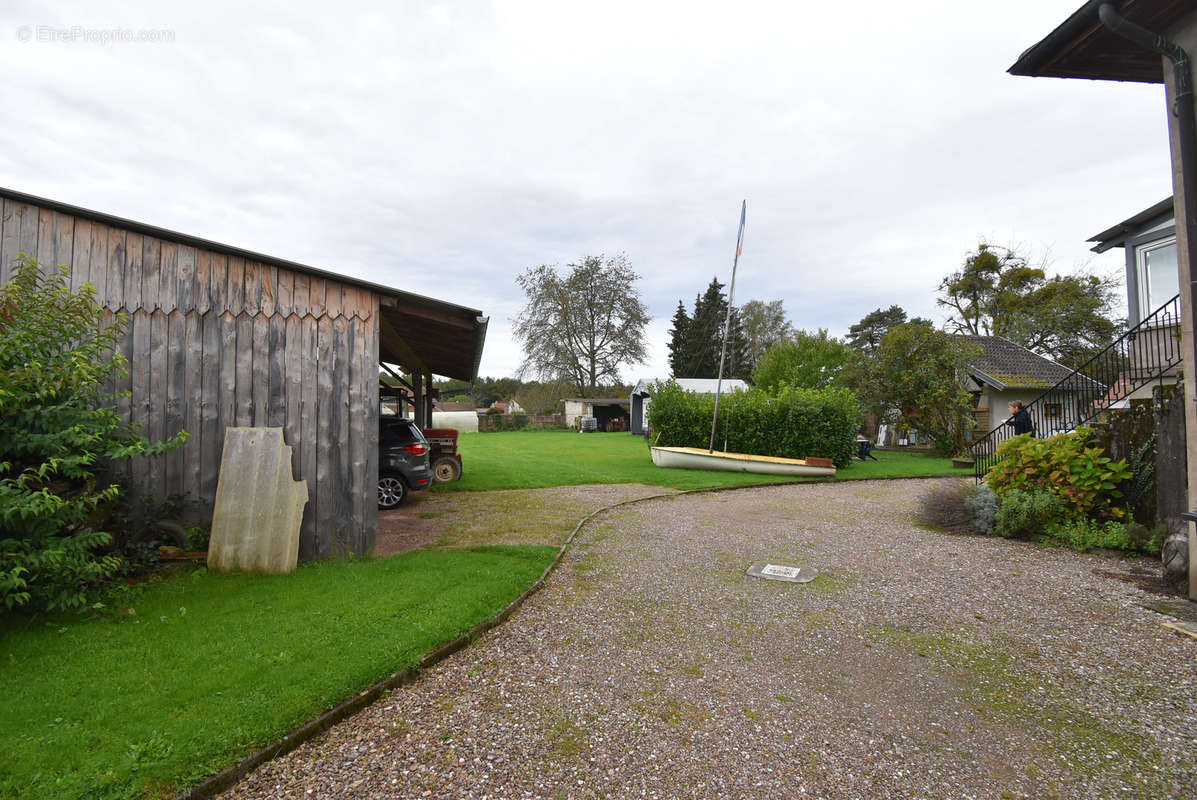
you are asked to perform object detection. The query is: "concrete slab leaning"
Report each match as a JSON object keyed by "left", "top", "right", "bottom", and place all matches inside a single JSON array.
[{"left": 207, "top": 427, "right": 309, "bottom": 574}]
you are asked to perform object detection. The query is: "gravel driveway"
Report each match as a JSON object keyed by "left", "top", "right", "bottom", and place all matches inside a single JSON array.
[{"left": 222, "top": 479, "right": 1197, "bottom": 799}]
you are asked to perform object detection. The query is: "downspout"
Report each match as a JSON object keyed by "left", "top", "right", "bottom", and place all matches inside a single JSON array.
[{"left": 1098, "top": 3, "right": 1197, "bottom": 600}]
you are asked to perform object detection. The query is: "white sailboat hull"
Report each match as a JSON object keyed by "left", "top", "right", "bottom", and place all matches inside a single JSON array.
[{"left": 650, "top": 446, "right": 836, "bottom": 477}]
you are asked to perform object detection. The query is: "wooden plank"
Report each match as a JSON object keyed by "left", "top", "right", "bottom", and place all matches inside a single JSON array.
[
  {"left": 218, "top": 312, "right": 238, "bottom": 455},
  {"left": 346, "top": 317, "right": 367, "bottom": 554},
  {"left": 16, "top": 202, "right": 38, "bottom": 263},
  {"left": 284, "top": 314, "right": 304, "bottom": 490},
  {"left": 324, "top": 280, "right": 343, "bottom": 320},
  {"left": 298, "top": 316, "right": 320, "bottom": 558},
  {"left": 235, "top": 313, "right": 254, "bottom": 426},
  {"left": 52, "top": 211, "right": 74, "bottom": 273},
  {"left": 315, "top": 314, "right": 336, "bottom": 557},
  {"left": 165, "top": 311, "right": 187, "bottom": 496},
  {"left": 183, "top": 312, "right": 203, "bottom": 503},
  {"left": 149, "top": 310, "right": 169, "bottom": 498},
  {"left": 141, "top": 237, "right": 161, "bottom": 314},
  {"left": 0, "top": 199, "right": 18, "bottom": 280},
  {"left": 36, "top": 208, "right": 53, "bottom": 266},
  {"left": 86, "top": 223, "right": 109, "bottom": 304},
  {"left": 194, "top": 251, "right": 211, "bottom": 315},
  {"left": 332, "top": 315, "right": 351, "bottom": 552},
  {"left": 106, "top": 227, "right": 126, "bottom": 311},
  {"left": 70, "top": 218, "right": 92, "bottom": 293},
  {"left": 159, "top": 242, "right": 179, "bottom": 314},
  {"left": 177, "top": 245, "right": 197, "bottom": 313},
  {"left": 275, "top": 268, "right": 294, "bottom": 318},
  {"left": 363, "top": 307, "right": 380, "bottom": 553},
  {"left": 260, "top": 264, "right": 277, "bottom": 317},
  {"left": 208, "top": 252, "right": 227, "bottom": 315},
  {"left": 122, "top": 232, "right": 144, "bottom": 314},
  {"left": 308, "top": 276, "right": 327, "bottom": 319},
  {"left": 252, "top": 314, "right": 269, "bottom": 424},
  {"left": 200, "top": 312, "right": 223, "bottom": 504},
  {"left": 128, "top": 310, "right": 152, "bottom": 491},
  {"left": 243, "top": 260, "right": 261, "bottom": 317},
  {"left": 291, "top": 272, "right": 310, "bottom": 319},
  {"left": 267, "top": 315, "right": 287, "bottom": 428},
  {"left": 226, "top": 256, "right": 245, "bottom": 316}
]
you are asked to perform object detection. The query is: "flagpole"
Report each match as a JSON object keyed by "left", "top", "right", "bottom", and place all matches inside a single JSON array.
[{"left": 709, "top": 200, "right": 746, "bottom": 453}]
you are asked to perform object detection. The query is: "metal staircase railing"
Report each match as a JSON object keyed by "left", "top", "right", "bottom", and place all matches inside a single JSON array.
[{"left": 970, "top": 294, "right": 1182, "bottom": 482}]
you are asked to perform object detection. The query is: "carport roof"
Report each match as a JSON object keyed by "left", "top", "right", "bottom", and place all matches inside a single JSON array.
[
  {"left": 1008, "top": 0, "right": 1192, "bottom": 84},
  {"left": 0, "top": 186, "right": 487, "bottom": 381}
]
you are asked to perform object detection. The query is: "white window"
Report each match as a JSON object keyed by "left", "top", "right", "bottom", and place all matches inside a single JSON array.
[{"left": 1136, "top": 237, "right": 1179, "bottom": 315}]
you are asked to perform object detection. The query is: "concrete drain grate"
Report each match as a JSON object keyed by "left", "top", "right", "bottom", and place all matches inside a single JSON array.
[{"left": 746, "top": 562, "right": 817, "bottom": 583}]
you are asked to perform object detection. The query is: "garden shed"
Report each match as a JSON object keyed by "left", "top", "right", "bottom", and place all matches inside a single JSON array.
[{"left": 0, "top": 187, "right": 488, "bottom": 559}]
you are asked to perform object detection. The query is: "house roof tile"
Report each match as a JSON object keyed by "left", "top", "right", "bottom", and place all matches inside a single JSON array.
[{"left": 960, "top": 336, "right": 1078, "bottom": 390}]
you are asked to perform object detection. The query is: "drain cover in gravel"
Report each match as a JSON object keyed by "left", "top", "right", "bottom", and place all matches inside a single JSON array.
[{"left": 747, "top": 562, "right": 817, "bottom": 583}]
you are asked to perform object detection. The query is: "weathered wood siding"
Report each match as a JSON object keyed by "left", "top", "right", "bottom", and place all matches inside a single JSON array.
[{"left": 0, "top": 198, "right": 380, "bottom": 557}]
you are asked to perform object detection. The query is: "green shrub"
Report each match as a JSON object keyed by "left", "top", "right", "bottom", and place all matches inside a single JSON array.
[
  {"left": 1040, "top": 518, "right": 1135, "bottom": 552},
  {"left": 993, "top": 489, "right": 1069, "bottom": 539},
  {"left": 0, "top": 256, "right": 185, "bottom": 612},
  {"left": 964, "top": 484, "right": 997, "bottom": 535},
  {"left": 511, "top": 413, "right": 529, "bottom": 429},
  {"left": 647, "top": 381, "right": 859, "bottom": 467},
  {"left": 986, "top": 429, "right": 1131, "bottom": 519}
]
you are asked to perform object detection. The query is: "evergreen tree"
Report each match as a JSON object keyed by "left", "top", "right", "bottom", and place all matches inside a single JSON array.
[
  {"left": 674, "top": 278, "right": 749, "bottom": 380},
  {"left": 667, "top": 301, "right": 691, "bottom": 376}
]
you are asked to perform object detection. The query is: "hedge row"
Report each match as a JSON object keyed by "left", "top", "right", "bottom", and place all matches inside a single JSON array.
[{"left": 647, "top": 381, "right": 859, "bottom": 468}]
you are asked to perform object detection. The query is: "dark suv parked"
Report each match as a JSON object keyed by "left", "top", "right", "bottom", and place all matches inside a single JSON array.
[{"left": 378, "top": 417, "right": 432, "bottom": 509}]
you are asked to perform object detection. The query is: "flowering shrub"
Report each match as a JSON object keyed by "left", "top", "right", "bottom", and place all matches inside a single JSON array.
[{"left": 985, "top": 429, "right": 1131, "bottom": 519}]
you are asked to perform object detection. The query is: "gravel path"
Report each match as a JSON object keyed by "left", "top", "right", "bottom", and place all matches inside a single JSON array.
[{"left": 222, "top": 479, "right": 1197, "bottom": 799}]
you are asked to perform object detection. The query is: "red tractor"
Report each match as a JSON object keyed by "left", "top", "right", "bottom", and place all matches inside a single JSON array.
[{"left": 421, "top": 428, "right": 464, "bottom": 483}]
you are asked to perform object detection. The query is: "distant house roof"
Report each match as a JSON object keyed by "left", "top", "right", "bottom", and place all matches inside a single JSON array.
[
  {"left": 960, "top": 336, "right": 1081, "bottom": 391},
  {"left": 631, "top": 378, "right": 750, "bottom": 396},
  {"left": 1008, "top": 0, "right": 1191, "bottom": 84},
  {"left": 564, "top": 397, "right": 630, "bottom": 405},
  {"left": 1088, "top": 197, "right": 1173, "bottom": 252}
]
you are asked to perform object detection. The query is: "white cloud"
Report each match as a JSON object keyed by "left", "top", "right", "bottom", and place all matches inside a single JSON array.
[{"left": 0, "top": 0, "right": 1170, "bottom": 378}]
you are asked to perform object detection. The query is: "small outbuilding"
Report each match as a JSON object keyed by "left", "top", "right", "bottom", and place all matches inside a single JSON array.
[
  {"left": 629, "top": 378, "right": 749, "bottom": 436},
  {"left": 0, "top": 187, "right": 488, "bottom": 559},
  {"left": 563, "top": 397, "right": 630, "bottom": 431}
]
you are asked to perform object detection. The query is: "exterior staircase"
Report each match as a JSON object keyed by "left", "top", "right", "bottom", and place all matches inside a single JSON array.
[{"left": 970, "top": 294, "right": 1182, "bottom": 481}]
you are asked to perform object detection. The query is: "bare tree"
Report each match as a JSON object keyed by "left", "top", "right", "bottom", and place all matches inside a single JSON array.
[{"left": 513, "top": 254, "right": 650, "bottom": 394}]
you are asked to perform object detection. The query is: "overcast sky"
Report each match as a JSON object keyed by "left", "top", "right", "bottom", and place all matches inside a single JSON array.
[{"left": 0, "top": 1, "right": 1175, "bottom": 383}]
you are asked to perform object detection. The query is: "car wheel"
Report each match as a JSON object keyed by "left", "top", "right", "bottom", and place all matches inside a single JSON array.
[
  {"left": 378, "top": 473, "right": 408, "bottom": 509},
  {"left": 432, "top": 456, "right": 462, "bottom": 483}
]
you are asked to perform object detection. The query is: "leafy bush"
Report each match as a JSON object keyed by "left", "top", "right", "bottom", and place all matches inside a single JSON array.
[
  {"left": 1040, "top": 518, "right": 1136, "bottom": 553},
  {"left": 986, "top": 429, "right": 1131, "bottom": 519},
  {"left": 993, "top": 489, "right": 1069, "bottom": 539},
  {"left": 916, "top": 481, "right": 974, "bottom": 532},
  {"left": 0, "top": 256, "right": 184, "bottom": 612},
  {"left": 964, "top": 484, "right": 997, "bottom": 535},
  {"left": 647, "top": 381, "right": 859, "bottom": 467},
  {"left": 511, "top": 413, "right": 529, "bottom": 429}
]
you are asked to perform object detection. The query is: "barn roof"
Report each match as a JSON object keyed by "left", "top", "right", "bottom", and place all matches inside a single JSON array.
[{"left": 0, "top": 186, "right": 487, "bottom": 381}]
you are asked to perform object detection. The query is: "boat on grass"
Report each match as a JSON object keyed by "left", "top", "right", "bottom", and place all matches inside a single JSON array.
[{"left": 650, "top": 446, "right": 835, "bottom": 477}]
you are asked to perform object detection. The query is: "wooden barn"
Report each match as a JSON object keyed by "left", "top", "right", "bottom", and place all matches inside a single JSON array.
[{"left": 0, "top": 187, "right": 488, "bottom": 558}]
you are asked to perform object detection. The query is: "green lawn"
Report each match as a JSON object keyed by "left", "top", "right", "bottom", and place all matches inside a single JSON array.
[
  {"left": 0, "top": 546, "right": 556, "bottom": 800},
  {"left": 434, "top": 430, "right": 973, "bottom": 492}
]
